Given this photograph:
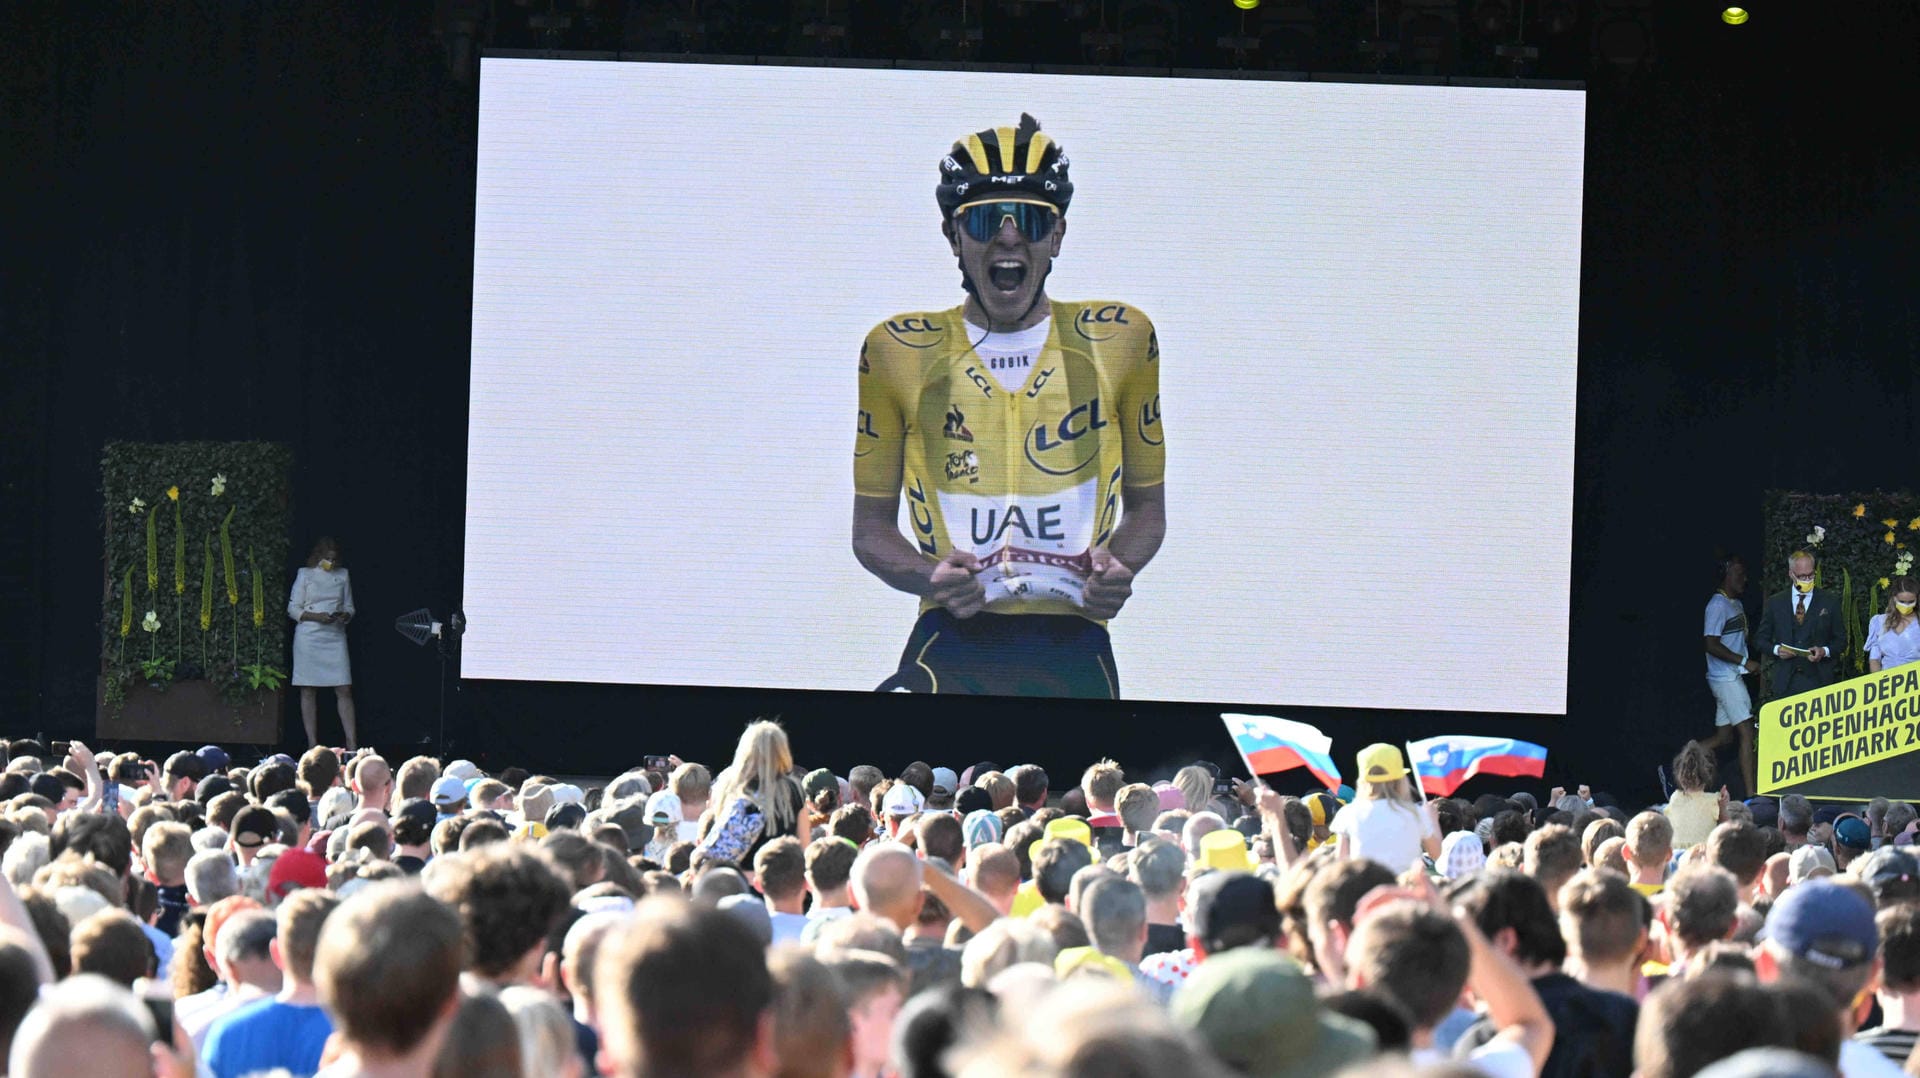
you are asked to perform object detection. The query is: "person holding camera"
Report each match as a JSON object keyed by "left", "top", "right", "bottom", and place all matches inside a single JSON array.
[{"left": 289, "top": 536, "right": 357, "bottom": 750}]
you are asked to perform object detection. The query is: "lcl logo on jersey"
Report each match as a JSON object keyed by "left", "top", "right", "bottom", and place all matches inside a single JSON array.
[
  {"left": 1024, "top": 397, "right": 1107, "bottom": 476},
  {"left": 885, "top": 317, "right": 945, "bottom": 348},
  {"left": 1072, "top": 305, "right": 1131, "bottom": 342},
  {"left": 1139, "top": 394, "right": 1163, "bottom": 446}
]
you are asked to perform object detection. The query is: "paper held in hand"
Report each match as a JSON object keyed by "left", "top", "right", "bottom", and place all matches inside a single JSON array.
[
  {"left": 1777, "top": 644, "right": 1813, "bottom": 657},
  {"left": 978, "top": 545, "right": 1093, "bottom": 608}
]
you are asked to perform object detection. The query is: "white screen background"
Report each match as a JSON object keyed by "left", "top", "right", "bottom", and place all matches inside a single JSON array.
[{"left": 464, "top": 59, "right": 1584, "bottom": 714}]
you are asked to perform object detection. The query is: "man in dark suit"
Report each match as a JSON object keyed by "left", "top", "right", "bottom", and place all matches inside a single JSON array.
[{"left": 1754, "top": 550, "right": 1844, "bottom": 701}]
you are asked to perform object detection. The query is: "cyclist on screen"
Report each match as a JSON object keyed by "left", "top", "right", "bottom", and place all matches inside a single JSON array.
[{"left": 852, "top": 114, "right": 1167, "bottom": 698}]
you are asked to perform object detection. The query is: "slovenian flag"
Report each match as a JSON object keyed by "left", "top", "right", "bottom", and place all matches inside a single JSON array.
[
  {"left": 1406, "top": 735, "right": 1547, "bottom": 797},
  {"left": 1222, "top": 713, "right": 1342, "bottom": 789}
]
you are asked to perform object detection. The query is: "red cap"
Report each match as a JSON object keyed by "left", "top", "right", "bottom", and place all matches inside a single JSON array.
[{"left": 267, "top": 849, "right": 329, "bottom": 901}]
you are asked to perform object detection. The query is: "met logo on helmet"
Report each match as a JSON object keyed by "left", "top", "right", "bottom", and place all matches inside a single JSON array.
[
  {"left": 885, "top": 317, "right": 945, "bottom": 348},
  {"left": 1072, "top": 305, "right": 1131, "bottom": 342},
  {"left": 1023, "top": 398, "right": 1107, "bottom": 476}
]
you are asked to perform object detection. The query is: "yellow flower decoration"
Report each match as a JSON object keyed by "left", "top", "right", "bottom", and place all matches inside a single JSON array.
[
  {"left": 1882, "top": 578, "right": 1893, "bottom": 589},
  {"left": 1909, "top": 517, "right": 1920, "bottom": 531},
  {"left": 167, "top": 486, "right": 180, "bottom": 502},
  {"left": 1885, "top": 518, "right": 1901, "bottom": 528},
  {"left": 1887, "top": 531, "right": 1897, "bottom": 545},
  {"left": 1854, "top": 504, "right": 1867, "bottom": 518}
]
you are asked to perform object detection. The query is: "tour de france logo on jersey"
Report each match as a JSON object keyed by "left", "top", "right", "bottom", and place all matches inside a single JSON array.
[
  {"left": 884, "top": 316, "right": 945, "bottom": 348},
  {"left": 945, "top": 450, "right": 980, "bottom": 484},
  {"left": 1024, "top": 397, "right": 1107, "bottom": 476},
  {"left": 943, "top": 405, "right": 975, "bottom": 443}
]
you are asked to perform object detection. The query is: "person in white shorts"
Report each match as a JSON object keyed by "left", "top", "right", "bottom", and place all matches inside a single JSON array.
[{"left": 1701, "top": 554, "right": 1759, "bottom": 795}]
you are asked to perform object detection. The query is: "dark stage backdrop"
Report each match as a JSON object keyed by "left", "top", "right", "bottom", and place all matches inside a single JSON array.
[{"left": 4, "top": 5, "right": 1918, "bottom": 805}]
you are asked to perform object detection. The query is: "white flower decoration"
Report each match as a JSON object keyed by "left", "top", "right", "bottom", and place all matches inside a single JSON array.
[
  {"left": 141, "top": 611, "right": 160, "bottom": 633},
  {"left": 128, "top": 497, "right": 147, "bottom": 515},
  {"left": 1805, "top": 531, "right": 1821, "bottom": 544},
  {"left": 210, "top": 473, "right": 228, "bottom": 497}
]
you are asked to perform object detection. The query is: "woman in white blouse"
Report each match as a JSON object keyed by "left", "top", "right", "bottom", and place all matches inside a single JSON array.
[
  {"left": 288, "top": 537, "right": 357, "bottom": 749},
  {"left": 1867, "top": 576, "right": 1920, "bottom": 673}
]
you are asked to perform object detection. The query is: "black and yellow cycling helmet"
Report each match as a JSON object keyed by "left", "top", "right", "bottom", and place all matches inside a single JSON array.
[{"left": 935, "top": 113, "right": 1074, "bottom": 218}]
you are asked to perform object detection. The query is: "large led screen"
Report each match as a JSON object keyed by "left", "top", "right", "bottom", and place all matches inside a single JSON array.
[{"left": 464, "top": 58, "right": 1584, "bottom": 713}]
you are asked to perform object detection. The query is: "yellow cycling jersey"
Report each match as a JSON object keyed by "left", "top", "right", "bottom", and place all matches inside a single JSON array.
[{"left": 855, "top": 298, "right": 1164, "bottom": 617}]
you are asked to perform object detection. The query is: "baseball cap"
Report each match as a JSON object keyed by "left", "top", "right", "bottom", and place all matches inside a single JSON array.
[
  {"left": 194, "top": 775, "right": 234, "bottom": 804},
  {"left": 1333, "top": 785, "right": 1355, "bottom": 803},
  {"left": 1759, "top": 878, "right": 1877, "bottom": 969},
  {"left": 1156, "top": 783, "right": 1186, "bottom": 812},
  {"left": 930, "top": 767, "right": 959, "bottom": 800},
  {"left": 430, "top": 775, "right": 467, "bottom": 808},
  {"left": 267, "top": 848, "right": 328, "bottom": 901},
  {"left": 1864, "top": 848, "right": 1920, "bottom": 900},
  {"left": 518, "top": 784, "right": 554, "bottom": 827},
  {"left": 1811, "top": 805, "right": 1845, "bottom": 826},
  {"left": 645, "top": 790, "right": 683, "bottom": 827},
  {"left": 803, "top": 768, "right": 839, "bottom": 803},
  {"left": 1440, "top": 831, "right": 1486, "bottom": 879},
  {"left": 549, "top": 783, "right": 586, "bottom": 807},
  {"left": 1173, "top": 948, "right": 1376, "bottom": 1078},
  {"left": 962, "top": 809, "right": 1004, "bottom": 850},
  {"left": 1187, "top": 871, "right": 1279, "bottom": 953},
  {"left": 1027, "top": 817, "right": 1095, "bottom": 861},
  {"left": 1356, "top": 744, "right": 1408, "bottom": 783},
  {"left": 196, "top": 745, "right": 231, "bottom": 773},
  {"left": 443, "top": 759, "right": 481, "bottom": 782},
  {"left": 1744, "top": 797, "right": 1779, "bottom": 829},
  {"left": 393, "top": 797, "right": 438, "bottom": 832},
  {"left": 1198, "top": 829, "right": 1252, "bottom": 873},
  {"left": 882, "top": 783, "right": 926, "bottom": 817},
  {"left": 1834, "top": 815, "right": 1873, "bottom": 851},
  {"left": 1303, "top": 792, "right": 1340, "bottom": 828},
  {"left": 230, "top": 805, "right": 280, "bottom": 848},
  {"left": 955, "top": 786, "right": 992, "bottom": 816}
]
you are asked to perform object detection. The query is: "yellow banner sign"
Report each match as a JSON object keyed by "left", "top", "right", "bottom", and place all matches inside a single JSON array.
[{"left": 1759, "top": 665, "right": 1920, "bottom": 792}]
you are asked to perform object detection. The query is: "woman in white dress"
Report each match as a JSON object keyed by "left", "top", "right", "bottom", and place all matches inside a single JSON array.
[
  {"left": 289, "top": 537, "right": 357, "bottom": 749},
  {"left": 1867, "top": 576, "right": 1920, "bottom": 673}
]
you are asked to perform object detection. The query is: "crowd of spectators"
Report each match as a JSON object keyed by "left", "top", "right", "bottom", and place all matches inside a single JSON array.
[{"left": 1, "top": 726, "right": 1918, "bottom": 1078}]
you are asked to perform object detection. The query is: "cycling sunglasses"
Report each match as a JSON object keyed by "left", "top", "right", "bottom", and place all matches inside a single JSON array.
[{"left": 955, "top": 200, "right": 1059, "bottom": 243}]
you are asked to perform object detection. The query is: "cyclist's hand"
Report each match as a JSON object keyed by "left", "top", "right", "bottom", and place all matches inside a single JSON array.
[
  {"left": 1083, "top": 550, "right": 1135, "bottom": 619},
  {"left": 928, "top": 551, "right": 986, "bottom": 618}
]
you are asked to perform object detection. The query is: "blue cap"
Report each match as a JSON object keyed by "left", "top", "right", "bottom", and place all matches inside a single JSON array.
[
  {"left": 1760, "top": 879, "right": 1876, "bottom": 969},
  {"left": 1334, "top": 785, "right": 1355, "bottom": 803},
  {"left": 196, "top": 745, "right": 231, "bottom": 772},
  {"left": 1835, "top": 816, "right": 1873, "bottom": 851}
]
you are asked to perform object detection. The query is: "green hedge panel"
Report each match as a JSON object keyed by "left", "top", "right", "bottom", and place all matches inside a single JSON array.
[{"left": 101, "top": 442, "right": 293, "bottom": 704}]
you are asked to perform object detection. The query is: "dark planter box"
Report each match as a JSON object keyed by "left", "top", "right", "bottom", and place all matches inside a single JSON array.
[{"left": 95, "top": 677, "right": 281, "bottom": 745}]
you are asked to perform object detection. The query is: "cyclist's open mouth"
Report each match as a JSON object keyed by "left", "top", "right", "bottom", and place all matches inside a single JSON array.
[{"left": 988, "top": 261, "right": 1027, "bottom": 293}]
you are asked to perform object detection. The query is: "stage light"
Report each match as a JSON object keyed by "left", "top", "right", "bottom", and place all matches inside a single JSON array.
[
  {"left": 1721, "top": 7, "right": 1748, "bottom": 24},
  {"left": 1234, "top": 0, "right": 1259, "bottom": 9}
]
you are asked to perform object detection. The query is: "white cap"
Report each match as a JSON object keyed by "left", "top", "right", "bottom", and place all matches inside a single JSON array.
[
  {"left": 930, "top": 767, "right": 960, "bottom": 798},
  {"left": 443, "top": 760, "right": 482, "bottom": 782},
  {"left": 549, "top": 783, "right": 586, "bottom": 807},
  {"left": 883, "top": 783, "right": 926, "bottom": 817},
  {"left": 645, "top": 789, "right": 683, "bottom": 826},
  {"left": 1788, "top": 844, "right": 1836, "bottom": 884}
]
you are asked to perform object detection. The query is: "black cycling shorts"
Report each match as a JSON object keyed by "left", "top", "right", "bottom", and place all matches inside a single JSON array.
[{"left": 876, "top": 609, "right": 1119, "bottom": 699}]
